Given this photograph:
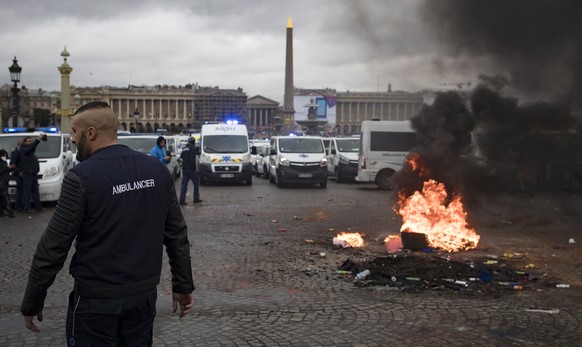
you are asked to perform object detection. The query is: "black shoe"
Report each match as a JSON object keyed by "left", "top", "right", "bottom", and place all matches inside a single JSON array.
[
  {"left": 194, "top": 199, "right": 203, "bottom": 203},
  {"left": 179, "top": 202, "right": 187, "bottom": 206},
  {"left": 8, "top": 211, "right": 15, "bottom": 218}
]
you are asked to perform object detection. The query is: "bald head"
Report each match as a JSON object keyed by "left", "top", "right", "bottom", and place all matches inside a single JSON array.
[
  {"left": 72, "top": 101, "right": 119, "bottom": 161},
  {"left": 73, "top": 101, "right": 119, "bottom": 139}
]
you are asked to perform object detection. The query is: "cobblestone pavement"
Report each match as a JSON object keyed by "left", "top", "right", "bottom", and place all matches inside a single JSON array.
[{"left": 0, "top": 177, "right": 581, "bottom": 346}]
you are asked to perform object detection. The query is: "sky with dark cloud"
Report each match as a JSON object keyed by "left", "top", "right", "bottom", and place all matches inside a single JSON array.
[{"left": 0, "top": 0, "right": 515, "bottom": 103}]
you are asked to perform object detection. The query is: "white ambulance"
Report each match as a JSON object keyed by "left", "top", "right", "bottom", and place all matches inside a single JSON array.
[
  {"left": 199, "top": 123, "right": 252, "bottom": 185},
  {"left": 356, "top": 120, "right": 419, "bottom": 190},
  {"left": 0, "top": 128, "right": 75, "bottom": 203}
]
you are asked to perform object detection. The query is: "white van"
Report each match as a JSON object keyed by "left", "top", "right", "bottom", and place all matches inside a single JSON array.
[
  {"left": 199, "top": 124, "right": 252, "bottom": 185},
  {"left": 0, "top": 130, "right": 75, "bottom": 203},
  {"left": 268, "top": 136, "right": 328, "bottom": 188},
  {"left": 117, "top": 134, "right": 181, "bottom": 180},
  {"left": 356, "top": 120, "right": 418, "bottom": 190},
  {"left": 327, "top": 137, "right": 360, "bottom": 183}
]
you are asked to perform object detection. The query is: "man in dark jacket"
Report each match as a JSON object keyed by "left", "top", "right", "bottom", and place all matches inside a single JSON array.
[
  {"left": 9, "top": 141, "right": 24, "bottom": 211},
  {"left": 19, "top": 134, "right": 44, "bottom": 213},
  {"left": 179, "top": 137, "right": 202, "bottom": 205},
  {"left": 21, "top": 101, "right": 194, "bottom": 346},
  {"left": 0, "top": 149, "right": 15, "bottom": 217}
]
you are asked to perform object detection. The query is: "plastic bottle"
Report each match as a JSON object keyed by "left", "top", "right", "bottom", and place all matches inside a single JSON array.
[{"left": 355, "top": 270, "right": 370, "bottom": 281}]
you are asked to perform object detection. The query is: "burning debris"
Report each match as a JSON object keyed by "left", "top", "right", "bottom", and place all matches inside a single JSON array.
[{"left": 333, "top": 232, "right": 365, "bottom": 248}]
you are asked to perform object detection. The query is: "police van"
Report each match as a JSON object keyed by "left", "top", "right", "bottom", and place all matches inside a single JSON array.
[
  {"left": 268, "top": 136, "right": 328, "bottom": 188},
  {"left": 199, "top": 123, "right": 252, "bottom": 185},
  {"left": 326, "top": 136, "right": 360, "bottom": 183},
  {"left": 0, "top": 127, "right": 75, "bottom": 203},
  {"left": 356, "top": 120, "right": 418, "bottom": 190}
]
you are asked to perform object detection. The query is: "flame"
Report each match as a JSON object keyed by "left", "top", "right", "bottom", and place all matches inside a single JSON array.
[
  {"left": 333, "top": 232, "right": 365, "bottom": 248},
  {"left": 406, "top": 152, "right": 430, "bottom": 177},
  {"left": 396, "top": 179, "right": 480, "bottom": 252}
]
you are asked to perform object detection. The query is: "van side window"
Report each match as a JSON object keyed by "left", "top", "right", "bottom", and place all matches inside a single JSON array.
[{"left": 370, "top": 132, "right": 418, "bottom": 152}]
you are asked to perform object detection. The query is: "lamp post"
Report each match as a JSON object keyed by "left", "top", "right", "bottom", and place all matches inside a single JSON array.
[{"left": 8, "top": 56, "right": 22, "bottom": 128}]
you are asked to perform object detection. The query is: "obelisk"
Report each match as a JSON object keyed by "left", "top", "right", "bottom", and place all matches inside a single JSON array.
[{"left": 282, "top": 16, "right": 295, "bottom": 134}]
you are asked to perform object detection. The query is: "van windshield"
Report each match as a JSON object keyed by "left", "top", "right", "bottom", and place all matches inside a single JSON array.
[
  {"left": 279, "top": 138, "right": 323, "bottom": 153},
  {"left": 118, "top": 138, "right": 160, "bottom": 154},
  {"left": 336, "top": 139, "right": 360, "bottom": 153},
  {"left": 0, "top": 135, "right": 61, "bottom": 159},
  {"left": 203, "top": 135, "right": 248, "bottom": 153}
]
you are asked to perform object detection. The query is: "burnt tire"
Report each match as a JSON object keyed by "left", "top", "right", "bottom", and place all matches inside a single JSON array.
[{"left": 375, "top": 169, "right": 395, "bottom": 190}]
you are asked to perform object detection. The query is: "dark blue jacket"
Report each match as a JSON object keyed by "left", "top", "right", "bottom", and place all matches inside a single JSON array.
[
  {"left": 21, "top": 144, "right": 194, "bottom": 314},
  {"left": 19, "top": 139, "right": 40, "bottom": 174},
  {"left": 180, "top": 142, "right": 199, "bottom": 171}
]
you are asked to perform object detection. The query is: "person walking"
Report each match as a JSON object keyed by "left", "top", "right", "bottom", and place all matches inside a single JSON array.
[
  {"left": 150, "top": 136, "right": 171, "bottom": 165},
  {"left": 0, "top": 149, "right": 15, "bottom": 217},
  {"left": 19, "top": 134, "right": 44, "bottom": 213},
  {"left": 179, "top": 137, "right": 202, "bottom": 205},
  {"left": 9, "top": 140, "right": 24, "bottom": 211},
  {"left": 21, "top": 101, "right": 194, "bottom": 346}
]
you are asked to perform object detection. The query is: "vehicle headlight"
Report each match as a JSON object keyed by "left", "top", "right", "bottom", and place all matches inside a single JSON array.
[
  {"left": 44, "top": 165, "right": 59, "bottom": 177},
  {"left": 279, "top": 156, "right": 289, "bottom": 166},
  {"left": 339, "top": 155, "right": 350, "bottom": 165},
  {"left": 200, "top": 154, "right": 211, "bottom": 163},
  {"left": 320, "top": 157, "right": 328, "bottom": 167}
]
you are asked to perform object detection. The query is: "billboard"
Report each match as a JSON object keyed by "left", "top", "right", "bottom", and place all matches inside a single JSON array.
[{"left": 293, "top": 94, "right": 336, "bottom": 125}]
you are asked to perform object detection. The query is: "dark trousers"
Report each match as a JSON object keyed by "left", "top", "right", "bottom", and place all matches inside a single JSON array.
[
  {"left": 14, "top": 175, "right": 24, "bottom": 210},
  {"left": 66, "top": 288, "right": 157, "bottom": 347},
  {"left": 22, "top": 173, "right": 41, "bottom": 211},
  {"left": 179, "top": 169, "right": 200, "bottom": 203},
  {"left": 0, "top": 182, "right": 11, "bottom": 213}
]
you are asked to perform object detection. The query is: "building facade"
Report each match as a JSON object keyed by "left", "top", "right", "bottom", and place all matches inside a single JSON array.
[
  {"left": 246, "top": 95, "right": 280, "bottom": 139},
  {"left": 334, "top": 90, "right": 425, "bottom": 135}
]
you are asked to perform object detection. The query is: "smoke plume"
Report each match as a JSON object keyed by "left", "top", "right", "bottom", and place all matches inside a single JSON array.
[
  {"left": 420, "top": 0, "right": 582, "bottom": 108},
  {"left": 392, "top": 0, "right": 582, "bottom": 199}
]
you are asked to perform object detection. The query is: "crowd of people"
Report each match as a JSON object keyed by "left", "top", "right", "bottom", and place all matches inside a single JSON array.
[{"left": 0, "top": 132, "right": 45, "bottom": 217}]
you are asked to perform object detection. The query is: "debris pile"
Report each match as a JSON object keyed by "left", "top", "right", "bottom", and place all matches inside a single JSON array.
[{"left": 337, "top": 253, "right": 554, "bottom": 295}]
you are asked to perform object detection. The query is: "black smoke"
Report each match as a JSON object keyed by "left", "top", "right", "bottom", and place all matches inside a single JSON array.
[
  {"left": 392, "top": 0, "right": 582, "bottom": 199},
  {"left": 392, "top": 91, "right": 492, "bottom": 207},
  {"left": 420, "top": 0, "right": 582, "bottom": 108}
]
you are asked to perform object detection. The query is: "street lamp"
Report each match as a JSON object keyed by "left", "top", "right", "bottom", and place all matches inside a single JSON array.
[{"left": 8, "top": 56, "right": 22, "bottom": 128}]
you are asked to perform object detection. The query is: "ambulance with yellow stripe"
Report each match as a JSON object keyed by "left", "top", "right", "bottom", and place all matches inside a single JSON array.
[{"left": 198, "top": 123, "right": 253, "bottom": 185}]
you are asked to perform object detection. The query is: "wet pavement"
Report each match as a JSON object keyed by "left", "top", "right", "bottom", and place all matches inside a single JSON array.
[{"left": 0, "top": 177, "right": 581, "bottom": 346}]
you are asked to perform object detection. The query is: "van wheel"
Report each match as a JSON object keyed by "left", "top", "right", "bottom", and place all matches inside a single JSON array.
[
  {"left": 275, "top": 173, "right": 283, "bottom": 187},
  {"left": 376, "top": 169, "right": 394, "bottom": 190},
  {"left": 335, "top": 168, "right": 343, "bottom": 183},
  {"left": 269, "top": 171, "right": 275, "bottom": 183}
]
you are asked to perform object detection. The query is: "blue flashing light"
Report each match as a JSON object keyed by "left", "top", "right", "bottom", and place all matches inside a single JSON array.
[
  {"left": 226, "top": 120, "right": 239, "bottom": 125},
  {"left": 3, "top": 127, "right": 28, "bottom": 133},
  {"left": 35, "top": 127, "right": 60, "bottom": 133}
]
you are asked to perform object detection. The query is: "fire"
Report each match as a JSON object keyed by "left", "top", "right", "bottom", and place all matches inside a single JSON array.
[
  {"left": 396, "top": 179, "right": 480, "bottom": 252},
  {"left": 333, "top": 232, "right": 365, "bottom": 248}
]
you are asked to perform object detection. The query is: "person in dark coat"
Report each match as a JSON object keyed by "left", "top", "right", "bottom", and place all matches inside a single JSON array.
[
  {"left": 19, "top": 134, "right": 44, "bottom": 213},
  {"left": 10, "top": 140, "right": 24, "bottom": 211},
  {"left": 21, "top": 101, "right": 194, "bottom": 346},
  {"left": 0, "top": 149, "right": 15, "bottom": 217},
  {"left": 179, "top": 137, "right": 202, "bottom": 205}
]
